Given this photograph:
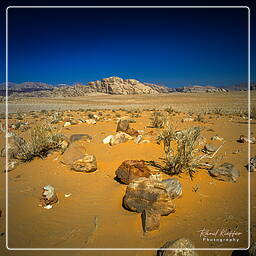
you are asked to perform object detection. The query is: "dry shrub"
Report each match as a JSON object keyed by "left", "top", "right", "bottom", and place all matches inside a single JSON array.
[
  {"left": 150, "top": 112, "right": 167, "bottom": 128},
  {"left": 14, "top": 125, "right": 64, "bottom": 161},
  {"left": 156, "top": 126, "right": 202, "bottom": 178},
  {"left": 251, "top": 106, "right": 256, "bottom": 120}
]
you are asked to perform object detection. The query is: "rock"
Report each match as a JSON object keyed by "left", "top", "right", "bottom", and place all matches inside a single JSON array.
[
  {"left": 204, "top": 143, "right": 217, "bottom": 153},
  {"left": 248, "top": 156, "right": 256, "bottom": 172},
  {"left": 126, "top": 127, "right": 139, "bottom": 137},
  {"left": 161, "top": 178, "right": 182, "bottom": 199},
  {"left": 70, "top": 119, "right": 80, "bottom": 125},
  {"left": 61, "top": 144, "right": 85, "bottom": 165},
  {"left": 63, "top": 121, "right": 71, "bottom": 127},
  {"left": 116, "top": 119, "right": 130, "bottom": 132},
  {"left": 72, "top": 154, "right": 97, "bottom": 172},
  {"left": 6, "top": 161, "right": 18, "bottom": 172},
  {"left": 238, "top": 135, "right": 256, "bottom": 144},
  {"left": 115, "top": 160, "right": 151, "bottom": 184},
  {"left": 182, "top": 118, "right": 194, "bottom": 122},
  {"left": 141, "top": 140, "right": 150, "bottom": 144},
  {"left": 40, "top": 185, "right": 58, "bottom": 207},
  {"left": 123, "top": 177, "right": 175, "bottom": 216},
  {"left": 102, "top": 135, "right": 114, "bottom": 144},
  {"left": 109, "top": 132, "right": 132, "bottom": 146},
  {"left": 141, "top": 209, "right": 160, "bottom": 232},
  {"left": 211, "top": 135, "right": 224, "bottom": 141},
  {"left": 158, "top": 238, "right": 198, "bottom": 256},
  {"left": 69, "top": 134, "right": 92, "bottom": 143},
  {"left": 208, "top": 163, "right": 240, "bottom": 182},
  {"left": 134, "top": 135, "right": 143, "bottom": 144},
  {"left": 85, "top": 119, "right": 96, "bottom": 125}
]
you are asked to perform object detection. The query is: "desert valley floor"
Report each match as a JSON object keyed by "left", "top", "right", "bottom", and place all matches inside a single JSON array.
[{"left": 0, "top": 91, "right": 255, "bottom": 256}]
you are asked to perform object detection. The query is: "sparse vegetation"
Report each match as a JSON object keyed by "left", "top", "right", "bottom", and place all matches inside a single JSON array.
[
  {"left": 14, "top": 124, "right": 65, "bottom": 161},
  {"left": 156, "top": 126, "right": 202, "bottom": 178},
  {"left": 150, "top": 111, "right": 167, "bottom": 128}
]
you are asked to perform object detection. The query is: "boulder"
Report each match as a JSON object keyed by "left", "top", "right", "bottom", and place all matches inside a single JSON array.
[
  {"left": 40, "top": 185, "right": 58, "bottom": 207},
  {"left": 126, "top": 127, "right": 139, "bottom": 137},
  {"left": 204, "top": 143, "right": 217, "bottom": 153},
  {"left": 116, "top": 119, "right": 130, "bottom": 132},
  {"left": 109, "top": 132, "right": 132, "bottom": 146},
  {"left": 238, "top": 135, "right": 256, "bottom": 144},
  {"left": 141, "top": 209, "right": 160, "bottom": 232},
  {"left": 61, "top": 144, "right": 85, "bottom": 165},
  {"left": 72, "top": 154, "right": 97, "bottom": 172},
  {"left": 115, "top": 160, "right": 151, "bottom": 184},
  {"left": 161, "top": 178, "right": 182, "bottom": 199},
  {"left": 208, "top": 163, "right": 240, "bottom": 182},
  {"left": 157, "top": 238, "right": 198, "bottom": 256},
  {"left": 123, "top": 177, "right": 175, "bottom": 216},
  {"left": 69, "top": 134, "right": 92, "bottom": 143},
  {"left": 102, "top": 135, "right": 114, "bottom": 144},
  {"left": 248, "top": 156, "right": 256, "bottom": 172}
]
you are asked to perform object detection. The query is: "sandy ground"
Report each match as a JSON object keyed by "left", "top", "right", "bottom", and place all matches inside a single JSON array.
[{"left": 0, "top": 92, "right": 255, "bottom": 256}]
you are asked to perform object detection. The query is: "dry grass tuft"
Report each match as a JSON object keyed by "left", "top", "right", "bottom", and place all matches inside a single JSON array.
[
  {"left": 14, "top": 124, "right": 64, "bottom": 161},
  {"left": 156, "top": 126, "right": 202, "bottom": 178},
  {"left": 150, "top": 111, "right": 167, "bottom": 128}
]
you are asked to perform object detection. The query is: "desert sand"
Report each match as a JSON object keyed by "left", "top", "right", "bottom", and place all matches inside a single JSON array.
[{"left": 0, "top": 91, "right": 255, "bottom": 256}]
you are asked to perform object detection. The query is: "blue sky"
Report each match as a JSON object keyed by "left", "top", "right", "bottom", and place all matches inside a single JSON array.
[{"left": 2, "top": 7, "right": 251, "bottom": 87}]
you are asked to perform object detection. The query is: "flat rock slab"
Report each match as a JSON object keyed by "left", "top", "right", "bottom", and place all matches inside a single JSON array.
[
  {"left": 208, "top": 163, "right": 240, "bottom": 182},
  {"left": 72, "top": 154, "right": 97, "bottom": 172},
  {"left": 69, "top": 134, "right": 92, "bottom": 143}
]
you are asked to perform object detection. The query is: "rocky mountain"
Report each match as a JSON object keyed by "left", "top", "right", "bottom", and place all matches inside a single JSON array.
[
  {"left": 177, "top": 85, "right": 227, "bottom": 93},
  {"left": 0, "top": 82, "right": 53, "bottom": 91},
  {"left": 6, "top": 77, "right": 173, "bottom": 97},
  {"left": 222, "top": 82, "right": 256, "bottom": 91}
]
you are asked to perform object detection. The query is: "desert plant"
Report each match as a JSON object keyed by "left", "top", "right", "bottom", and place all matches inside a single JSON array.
[
  {"left": 150, "top": 112, "right": 167, "bottom": 128},
  {"left": 165, "top": 107, "right": 175, "bottom": 114},
  {"left": 156, "top": 126, "right": 202, "bottom": 178},
  {"left": 14, "top": 124, "right": 64, "bottom": 161},
  {"left": 213, "top": 107, "right": 224, "bottom": 115},
  {"left": 194, "top": 114, "right": 205, "bottom": 122},
  {"left": 250, "top": 106, "right": 256, "bottom": 120}
]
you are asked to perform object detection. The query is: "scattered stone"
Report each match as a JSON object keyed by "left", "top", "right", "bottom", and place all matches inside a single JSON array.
[
  {"left": 238, "top": 135, "right": 256, "bottom": 144},
  {"left": 141, "top": 140, "right": 150, "bottom": 144},
  {"left": 211, "top": 135, "right": 224, "bottom": 141},
  {"left": 204, "top": 143, "right": 218, "bottom": 153},
  {"left": 102, "top": 135, "right": 114, "bottom": 144},
  {"left": 161, "top": 178, "right": 182, "bottom": 199},
  {"left": 134, "top": 135, "right": 143, "bottom": 144},
  {"left": 40, "top": 185, "right": 58, "bottom": 207},
  {"left": 208, "top": 163, "right": 240, "bottom": 182},
  {"left": 115, "top": 160, "right": 151, "bottom": 184},
  {"left": 123, "top": 177, "right": 175, "bottom": 216},
  {"left": 61, "top": 144, "right": 85, "bottom": 165},
  {"left": 157, "top": 238, "right": 198, "bottom": 256},
  {"left": 6, "top": 161, "right": 18, "bottom": 172},
  {"left": 182, "top": 118, "right": 194, "bottom": 122},
  {"left": 248, "top": 156, "right": 256, "bottom": 172},
  {"left": 109, "top": 132, "right": 133, "bottom": 146},
  {"left": 85, "top": 119, "right": 97, "bottom": 125},
  {"left": 69, "top": 134, "right": 92, "bottom": 143},
  {"left": 72, "top": 154, "right": 97, "bottom": 172},
  {"left": 141, "top": 209, "right": 160, "bottom": 232},
  {"left": 116, "top": 119, "right": 130, "bottom": 132},
  {"left": 125, "top": 127, "right": 139, "bottom": 137},
  {"left": 63, "top": 121, "right": 71, "bottom": 127}
]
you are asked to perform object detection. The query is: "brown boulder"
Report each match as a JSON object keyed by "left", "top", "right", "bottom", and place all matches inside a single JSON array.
[
  {"left": 123, "top": 177, "right": 175, "bottom": 216},
  {"left": 116, "top": 119, "right": 130, "bottom": 132},
  {"left": 115, "top": 160, "right": 151, "bottom": 184},
  {"left": 61, "top": 143, "right": 85, "bottom": 165},
  {"left": 141, "top": 209, "right": 160, "bottom": 232}
]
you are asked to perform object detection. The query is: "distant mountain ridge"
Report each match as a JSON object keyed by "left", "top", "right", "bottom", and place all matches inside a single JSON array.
[{"left": 0, "top": 78, "right": 255, "bottom": 98}]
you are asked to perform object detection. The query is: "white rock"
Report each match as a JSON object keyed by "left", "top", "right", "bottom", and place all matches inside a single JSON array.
[
  {"left": 64, "top": 122, "right": 71, "bottom": 127},
  {"left": 44, "top": 205, "right": 52, "bottom": 209},
  {"left": 102, "top": 135, "right": 114, "bottom": 144},
  {"left": 134, "top": 135, "right": 143, "bottom": 144},
  {"left": 85, "top": 119, "right": 97, "bottom": 125}
]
